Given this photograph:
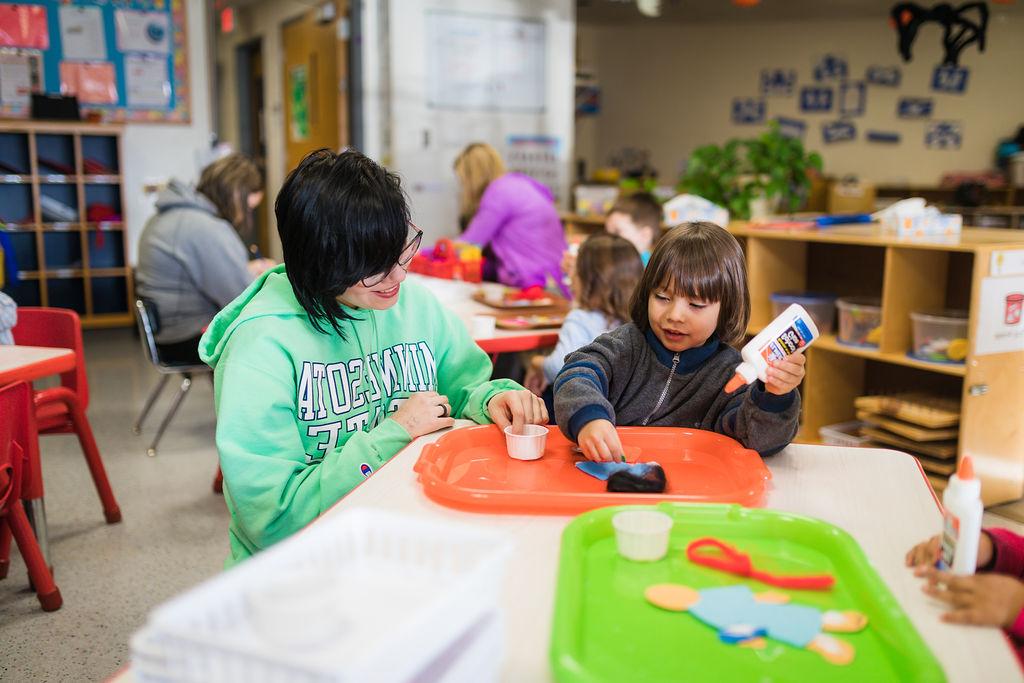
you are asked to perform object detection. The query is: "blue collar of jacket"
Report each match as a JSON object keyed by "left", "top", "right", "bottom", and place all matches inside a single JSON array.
[{"left": 644, "top": 328, "right": 721, "bottom": 373}]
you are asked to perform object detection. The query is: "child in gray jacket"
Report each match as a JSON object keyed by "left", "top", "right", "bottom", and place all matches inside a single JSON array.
[{"left": 553, "top": 222, "right": 804, "bottom": 461}]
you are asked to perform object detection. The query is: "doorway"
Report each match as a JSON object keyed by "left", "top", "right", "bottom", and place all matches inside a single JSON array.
[{"left": 235, "top": 38, "right": 269, "bottom": 258}]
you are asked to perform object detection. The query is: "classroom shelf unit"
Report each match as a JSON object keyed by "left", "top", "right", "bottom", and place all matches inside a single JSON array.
[
  {"left": 0, "top": 120, "right": 133, "bottom": 328},
  {"left": 730, "top": 222, "right": 1024, "bottom": 506}
]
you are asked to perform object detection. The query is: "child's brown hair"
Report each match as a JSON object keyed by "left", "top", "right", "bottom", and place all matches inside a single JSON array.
[
  {"left": 609, "top": 191, "right": 662, "bottom": 231},
  {"left": 453, "top": 142, "right": 506, "bottom": 224},
  {"left": 575, "top": 233, "right": 644, "bottom": 324},
  {"left": 629, "top": 222, "right": 750, "bottom": 346}
]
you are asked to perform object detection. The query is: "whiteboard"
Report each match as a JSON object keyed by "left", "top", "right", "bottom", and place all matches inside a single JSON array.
[{"left": 426, "top": 11, "right": 546, "bottom": 112}]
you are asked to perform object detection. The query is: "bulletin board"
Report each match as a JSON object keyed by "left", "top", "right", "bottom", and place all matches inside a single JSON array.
[{"left": 0, "top": 0, "right": 189, "bottom": 123}]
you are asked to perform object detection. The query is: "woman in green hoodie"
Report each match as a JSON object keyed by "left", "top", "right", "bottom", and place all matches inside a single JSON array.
[{"left": 200, "top": 149, "right": 546, "bottom": 567}]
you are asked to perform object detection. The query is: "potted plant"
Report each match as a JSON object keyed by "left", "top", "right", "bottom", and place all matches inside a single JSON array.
[{"left": 744, "top": 122, "right": 823, "bottom": 218}]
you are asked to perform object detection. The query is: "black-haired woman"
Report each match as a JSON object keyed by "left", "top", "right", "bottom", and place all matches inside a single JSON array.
[{"left": 199, "top": 149, "right": 546, "bottom": 567}]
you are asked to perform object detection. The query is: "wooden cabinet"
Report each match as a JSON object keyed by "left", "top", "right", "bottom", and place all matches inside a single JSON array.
[
  {"left": 730, "top": 223, "right": 1024, "bottom": 506},
  {"left": 0, "top": 121, "right": 132, "bottom": 328}
]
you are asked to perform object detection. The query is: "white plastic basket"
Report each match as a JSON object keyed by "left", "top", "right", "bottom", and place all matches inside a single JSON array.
[
  {"left": 819, "top": 421, "right": 871, "bottom": 448},
  {"left": 131, "top": 507, "right": 512, "bottom": 683}
]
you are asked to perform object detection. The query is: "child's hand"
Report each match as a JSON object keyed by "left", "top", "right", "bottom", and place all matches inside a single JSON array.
[
  {"left": 577, "top": 419, "right": 625, "bottom": 462},
  {"left": 765, "top": 353, "right": 806, "bottom": 395},
  {"left": 906, "top": 532, "right": 994, "bottom": 568},
  {"left": 391, "top": 391, "right": 455, "bottom": 438},
  {"left": 488, "top": 389, "right": 548, "bottom": 433},
  {"left": 917, "top": 566, "right": 1024, "bottom": 628}
]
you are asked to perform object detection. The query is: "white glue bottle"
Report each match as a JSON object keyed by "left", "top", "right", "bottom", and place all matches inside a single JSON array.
[
  {"left": 939, "top": 456, "right": 983, "bottom": 575},
  {"left": 725, "top": 303, "right": 820, "bottom": 394}
]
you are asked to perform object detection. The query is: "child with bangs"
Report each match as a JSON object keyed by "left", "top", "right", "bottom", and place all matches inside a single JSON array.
[{"left": 553, "top": 222, "right": 805, "bottom": 462}]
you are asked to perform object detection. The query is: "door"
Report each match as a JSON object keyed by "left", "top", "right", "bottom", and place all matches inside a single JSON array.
[
  {"left": 236, "top": 38, "right": 269, "bottom": 257},
  {"left": 282, "top": 4, "right": 348, "bottom": 172}
]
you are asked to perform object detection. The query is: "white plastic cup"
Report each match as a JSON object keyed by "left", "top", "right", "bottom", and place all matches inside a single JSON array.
[
  {"left": 471, "top": 314, "right": 497, "bottom": 338},
  {"left": 503, "top": 424, "right": 548, "bottom": 460},
  {"left": 612, "top": 510, "right": 673, "bottom": 562}
]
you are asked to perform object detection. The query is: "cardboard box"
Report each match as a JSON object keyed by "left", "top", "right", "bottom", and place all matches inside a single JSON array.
[{"left": 827, "top": 180, "right": 876, "bottom": 213}]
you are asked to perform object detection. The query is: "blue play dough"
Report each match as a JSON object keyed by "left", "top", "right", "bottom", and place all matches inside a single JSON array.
[
  {"left": 689, "top": 585, "right": 822, "bottom": 648},
  {"left": 575, "top": 461, "right": 660, "bottom": 481}
]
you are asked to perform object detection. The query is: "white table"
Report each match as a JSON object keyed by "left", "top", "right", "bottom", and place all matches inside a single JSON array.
[
  {"left": 0, "top": 344, "right": 75, "bottom": 385},
  {"left": 331, "top": 424, "right": 1021, "bottom": 683}
]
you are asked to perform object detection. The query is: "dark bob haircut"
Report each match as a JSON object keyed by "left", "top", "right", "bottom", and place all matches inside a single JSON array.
[
  {"left": 628, "top": 222, "right": 750, "bottom": 346},
  {"left": 275, "top": 148, "right": 409, "bottom": 336}
]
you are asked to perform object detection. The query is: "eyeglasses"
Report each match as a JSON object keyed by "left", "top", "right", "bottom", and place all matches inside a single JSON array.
[{"left": 360, "top": 224, "right": 424, "bottom": 287}]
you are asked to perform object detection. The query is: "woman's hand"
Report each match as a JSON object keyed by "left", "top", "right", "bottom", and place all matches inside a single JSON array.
[
  {"left": 523, "top": 355, "right": 549, "bottom": 396},
  {"left": 765, "top": 353, "right": 806, "bottom": 396},
  {"left": 577, "top": 419, "right": 625, "bottom": 463},
  {"left": 390, "top": 391, "right": 454, "bottom": 439},
  {"left": 917, "top": 566, "right": 1024, "bottom": 628},
  {"left": 488, "top": 389, "right": 548, "bottom": 433},
  {"left": 906, "top": 532, "right": 994, "bottom": 569}
]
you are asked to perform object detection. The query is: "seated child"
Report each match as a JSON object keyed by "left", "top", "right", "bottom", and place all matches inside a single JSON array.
[
  {"left": 553, "top": 222, "right": 805, "bottom": 461},
  {"left": 605, "top": 191, "right": 662, "bottom": 266},
  {"left": 907, "top": 529, "right": 1024, "bottom": 663},
  {"left": 200, "top": 149, "right": 546, "bottom": 567},
  {"left": 524, "top": 234, "right": 644, "bottom": 413}
]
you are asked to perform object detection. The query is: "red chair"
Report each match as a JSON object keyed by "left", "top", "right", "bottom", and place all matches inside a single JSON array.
[
  {"left": 0, "top": 382, "right": 62, "bottom": 610},
  {"left": 11, "top": 308, "right": 121, "bottom": 524}
]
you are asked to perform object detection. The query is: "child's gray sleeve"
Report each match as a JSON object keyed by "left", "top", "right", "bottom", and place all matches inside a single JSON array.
[
  {"left": 714, "top": 382, "right": 801, "bottom": 456},
  {"left": 553, "top": 331, "right": 627, "bottom": 442},
  {"left": 0, "top": 292, "right": 16, "bottom": 345},
  {"left": 542, "top": 311, "right": 599, "bottom": 383}
]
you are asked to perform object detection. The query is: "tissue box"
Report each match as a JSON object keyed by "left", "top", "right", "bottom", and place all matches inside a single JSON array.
[
  {"left": 882, "top": 210, "right": 963, "bottom": 238},
  {"left": 662, "top": 194, "right": 729, "bottom": 228},
  {"left": 574, "top": 185, "right": 619, "bottom": 217}
]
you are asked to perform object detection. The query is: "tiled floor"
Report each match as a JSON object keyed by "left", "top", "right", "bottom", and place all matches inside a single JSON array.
[
  {"left": 1, "top": 329, "right": 229, "bottom": 681},
  {"left": 2, "top": 328, "right": 1023, "bottom": 680}
]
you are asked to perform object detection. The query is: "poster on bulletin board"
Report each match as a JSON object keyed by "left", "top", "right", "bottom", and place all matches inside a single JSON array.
[{"left": 0, "top": 0, "right": 189, "bottom": 123}]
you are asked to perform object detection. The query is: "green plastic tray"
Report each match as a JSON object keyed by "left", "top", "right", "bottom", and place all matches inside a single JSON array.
[{"left": 550, "top": 503, "right": 945, "bottom": 683}]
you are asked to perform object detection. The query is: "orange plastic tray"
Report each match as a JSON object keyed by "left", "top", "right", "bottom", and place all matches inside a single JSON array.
[{"left": 413, "top": 425, "right": 771, "bottom": 515}]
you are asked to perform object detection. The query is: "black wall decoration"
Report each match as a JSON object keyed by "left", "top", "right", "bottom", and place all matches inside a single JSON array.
[{"left": 890, "top": 2, "right": 989, "bottom": 65}]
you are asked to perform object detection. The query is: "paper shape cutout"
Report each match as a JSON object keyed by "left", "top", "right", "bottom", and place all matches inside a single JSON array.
[
  {"left": 576, "top": 461, "right": 664, "bottom": 481},
  {"left": 800, "top": 86, "right": 833, "bottom": 113},
  {"left": 839, "top": 82, "right": 866, "bottom": 117},
  {"left": 898, "top": 97, "right": 933, "bottom": 118},
  {"left": 931, "top": 64, "right": 969, "bottom": 94},
  {"left": 646, "top": 583, "right": 868, "bottom": 665},
  {"left": 60, "top": 62, "right": 118, "bottom": 105},
  {"left": 760, "top": 69, "right": 796, "bottom": 97},
  {"left": 925, "top": 121, "right": 962, "bottom": 150},
  {"left": 822, "top": 120, "right": 856, "bottom": 144},
  {"left": 775, "top": 117, "right": 807, "bottom": 140},
  {"left": 0, "top": 5, "right": 48, "bottom": 49},
  {"left": 890, "top": 2, "right": 988, "bottom": 66},
  {"left": 732, "top": 98, "right": 765, "bottom": 125},
  {"left": 813, "top": 54, "right": 847, "bottom": 82},
  {"left": 867, "top": 131, "right": 901, "bottom": 144},
  {"left": 866, "top": 65, "right": 901, "bottom": 87}
]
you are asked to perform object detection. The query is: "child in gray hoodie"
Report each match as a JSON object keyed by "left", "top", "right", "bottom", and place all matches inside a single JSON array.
[{"left": 553, "top": 222, "right": 805, "bottom": 461}]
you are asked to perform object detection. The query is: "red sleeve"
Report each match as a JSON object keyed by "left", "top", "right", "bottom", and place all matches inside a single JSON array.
[{"left": 986, "top": 528, "right": 1024, "bottom": 578}]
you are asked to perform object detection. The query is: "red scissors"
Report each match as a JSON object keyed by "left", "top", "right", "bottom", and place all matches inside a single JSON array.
[{"left": 686, "top": 538, "right": 835, "bottom": 591}]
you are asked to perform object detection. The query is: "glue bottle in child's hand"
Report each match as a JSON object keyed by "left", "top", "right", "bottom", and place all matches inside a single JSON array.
[
  {"left": 724, "top": 304, "right": 819, "bottom": 393},
  {"left": 939, "top": 455, "right": 983, "bottom": 575}
]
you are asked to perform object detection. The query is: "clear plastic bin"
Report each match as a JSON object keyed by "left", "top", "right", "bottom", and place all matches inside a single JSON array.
[
  {"left": 819, "top": 421, "right": 871, "bottom": 448},
  {"left": 836, "top": 297, "right": 882, "bottom": 347},
  {"left": 911, "top": 310, "right": 969, "bottom": 363},
  {"left": 771, "top": 291, "right": 837, "bottom": 335}
]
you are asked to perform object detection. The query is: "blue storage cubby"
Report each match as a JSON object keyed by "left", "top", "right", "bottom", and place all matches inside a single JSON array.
[
  {"left": 35, "top": 134, "right": 76, "bottom": 175},
  {"left": 84, "top": 183, "right": 122, "bottom": 219},
  {"left": 81, "top": 135, "right": 119, "bottom": 175},
  {"left": 39, "top": 184, "right": 80, "bottom": 223},
  {"left": 87, "top": 230, "right": 125, "bottom": 269},
  {"left": 3, "top": 231, "right": 38, "bottom": 272},
  {"left": 91, "top": 277, "right": 128, "bottom": 314},
  {"left": 43, "top": 231, "right": 83, "bottom": 269},
  {"left": 0, "top": 132, "right": 30, "bottom": 174},
  {"left": 2, "top": 279, "right": 41, "bottom": 307},
  {"left": 0, "top": 184, "right": 34, "bottom": 224},
  {"left": 47, "top": 276, "right": 86, "bottom": 314}
]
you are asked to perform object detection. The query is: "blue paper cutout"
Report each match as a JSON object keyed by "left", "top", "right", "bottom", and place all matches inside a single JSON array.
[
  {"left": 932, "top": 64, "right": 969, "bottom": 94},
  {"left": 866, "top": 65, "right": 901, "bottom": 87},
  {"left": 799, "top": 87, "right": 833, "bottom": 113},
  {"left": 898, "top": 97, "right": 933, "bottom": 119},
  {"left": 575, "top": 461, "right": 631, "bottom": 481},
  {"left": 732, "top": 98, "right": 766, "bottom": 125},
  {"left": 813, "top": 54, "right": 848, "bottom": 82},
  {"left": 760, "top": 69, "right": 796, "bottom": 97},
  {"left": 822, "top": 120, "right": 856, "bottom": 144},
  {"left": 839, "top": 81, "right": 866, "bottom": 117},
  {"left": 925, "top": 121, "right": 963, "bottom": 150},
  {"left": 719, "top": 623, "right": 768, "bottom": 644},
  {"left": 775, "top": 117, "right": 807, "bottom": 140},
  {"left": 867, "top": 131, "right": 901, "bottom": 144},
  {"left": 689, "top": 585, "right": 823, "bottom": 648}
]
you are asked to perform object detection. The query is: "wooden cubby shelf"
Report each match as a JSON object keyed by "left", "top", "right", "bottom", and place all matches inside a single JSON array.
[
  {"left": 730, "top": 221, "right": 1024, "bottom": 506},
  {"left": 0, "top": 120, "right": 132, "bottom": 328}
]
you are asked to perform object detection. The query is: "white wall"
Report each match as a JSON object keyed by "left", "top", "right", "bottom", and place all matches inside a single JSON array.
[
  {"left": 576, "top": 12, "right": 1024, "bottom": 186},
  {"left": 125, "top": 0, "right": 214, "bottom": 264},
  {"left": 363, "top": 0, "right": 576, "bottom": 245}
]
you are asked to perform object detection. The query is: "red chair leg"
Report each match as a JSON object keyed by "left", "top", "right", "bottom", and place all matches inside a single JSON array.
[
  {"left": 68, "top": 403, "right": 122, "bottom": 524},
  {"left": 0, "top": 522, "right": 11, "bottom": 579},
  {"left": 6, "top": 503, "right": 61, "bottom": 611},
  {"left": 212, "top": 467, "right": 223, "bottom": 495}
]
